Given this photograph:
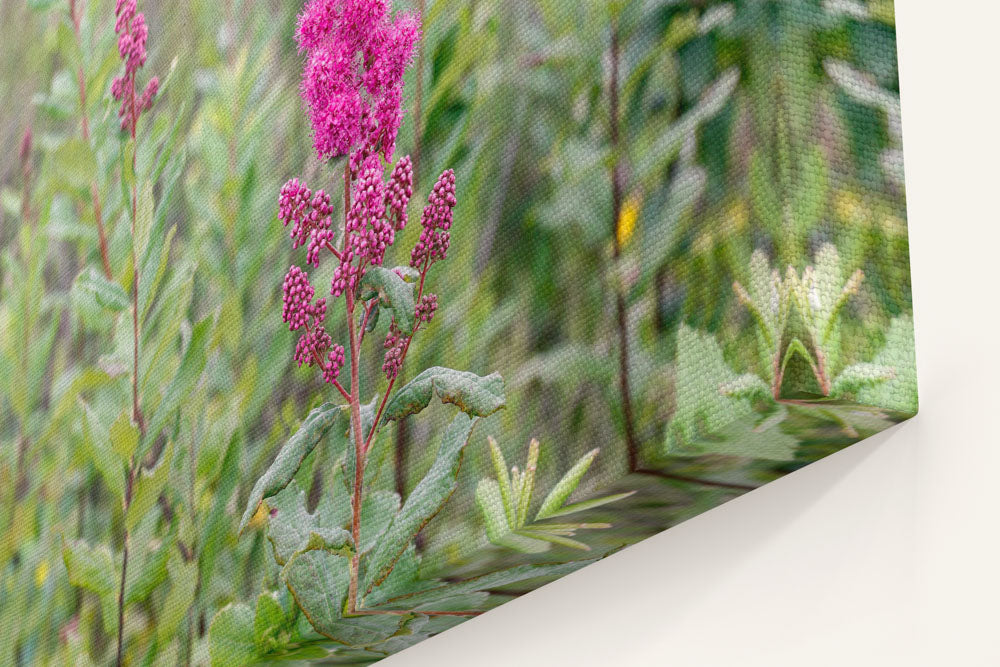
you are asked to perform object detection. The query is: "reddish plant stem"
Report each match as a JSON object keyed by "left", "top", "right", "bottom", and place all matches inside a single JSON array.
[
  {"left": 341, "top": 162, "right": 368, "bottom": 615},
  {"left": 324, "top": 240, "right": 343, "bottom": 261},
  {"left": 362, "top": 256, "right": 430, "bottom": 453},
  {"left": 302, "top": 320, "right": 351, "bottom": 401},
  {"left": 357, "top": 299, "right": 375, "bottom": 346},
  {"left": 608, "top": 17, "right": 641, "bottom": 472},
  {"left": 70, "top": 0, "right": 114, "bottom": 279}
]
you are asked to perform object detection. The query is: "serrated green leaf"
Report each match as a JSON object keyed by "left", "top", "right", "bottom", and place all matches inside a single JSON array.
[
  {"left": 359, "top": 266, "right": 415, "bottom": 332},
  {"left": 284, "top": 550, "right": 404, "bottom": 647},
  {"left": 364, "top": 413, "right": 475, "bottom": 592},
  {"left": 382, "top": 366, "right": 506, "bottom": 423},
  {"left": 209, "top": 604, "right": 257, "bottom": 667},
  {"left": 360, "top": 490, "right": 400, "bottom": 554},
  {"left": 266, "top": 481, "right": 353, "bottom": 566},
  {"left": 239, "top": 403, "right": 346, "bottom": 535},
  {"left": 535, "top": 448, "right": 599, "bottom": 520}
]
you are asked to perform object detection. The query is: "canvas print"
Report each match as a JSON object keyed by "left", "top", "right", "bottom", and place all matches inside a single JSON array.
[{"left": 0, "top": 0, "right": 915, "bottom": 664}]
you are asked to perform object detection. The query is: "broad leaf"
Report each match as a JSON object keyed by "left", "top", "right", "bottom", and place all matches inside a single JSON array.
[
  {"left": 359, "top": 266, "right": 415, "bottom": 332},
  {"left": 382, "top": 366, "right": 506, "bottom": 423},
  {"left": 209, "top": 603, "right": 257, "bottom": 667},
  {"left": 158, "top": 555, "right": 197, "bottom": 645},
  {"left": 126, "top": 440, "right": 174, "bottom": 532},
  {"left": 74, "top": 267, "right": 128, "bottom": 311},
  {"left": 266, "top": 481, "right": 353, "bottom": 565},
  {"left": 283, "top": 550, "right": 404, "bottom": 647},
  {"left": 239, "top": 402, "right": 346, "bottom": 535},
  {"left": 62, "top": 538, "right": 117, "bottom": 633},
  {"left": 830, "top": 363, "right": 895, "bottom": 397},
  {"left": 364, "top": 413, "right": 476, "bottom": 591}
]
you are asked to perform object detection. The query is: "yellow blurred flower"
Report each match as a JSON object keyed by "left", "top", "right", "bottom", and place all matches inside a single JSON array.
[
  {"left": 35, "top": 560, "right": 49, "bottom": 588},
  {"left": 617, "top": 193, "right": 641, "bottom": 247}
]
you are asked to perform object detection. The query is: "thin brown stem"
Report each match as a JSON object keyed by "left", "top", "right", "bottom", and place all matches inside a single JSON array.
[
  {"left": 71, "top": 0, "right": 113, "bottom": 279},
  {"left": 116, "top": 459, "right": 137, "bottom": 667},
  {"left": 608, "top": 17, "right": 640, "bottom": 472}
]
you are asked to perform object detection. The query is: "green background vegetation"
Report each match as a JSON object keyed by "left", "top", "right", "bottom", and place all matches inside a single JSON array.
[{"left": 0, "top": 0, "right": 913, "bottom": 663}]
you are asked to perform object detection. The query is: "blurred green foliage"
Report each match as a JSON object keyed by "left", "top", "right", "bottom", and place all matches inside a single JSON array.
[{"left": 0, "top": 0, "right": 912, "bottom": 663}]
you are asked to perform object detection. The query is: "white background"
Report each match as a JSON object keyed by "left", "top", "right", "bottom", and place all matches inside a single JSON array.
[{"left": 385, "top": 3, "right": 1000, "bottom": 665}]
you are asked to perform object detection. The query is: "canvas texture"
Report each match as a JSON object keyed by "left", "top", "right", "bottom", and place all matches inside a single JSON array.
[{"left": 0, "top": 0, "right": 914, "bottom": 664}]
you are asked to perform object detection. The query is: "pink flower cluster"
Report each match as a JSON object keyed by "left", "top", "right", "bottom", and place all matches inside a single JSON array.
[
  {"left": 296, "top": 0, "right": 420, "bottom": 161},
  {"left": 415, "top": 293, "right": 437, "bottom": 323},
  {"left": 410, "top": 170, "right": 456, "bottom": 268},
  {"left": 382, "top": 322, "right": 405, "bottom": 379},
  {"left": 282, "top": 266, "right": 344, "bottom": 383},
  {"left": 279, "top": 179, "right": 337, "bottom": 267},
  {"left": 111, "top": 0, "right": 158, "bottom": 135}
]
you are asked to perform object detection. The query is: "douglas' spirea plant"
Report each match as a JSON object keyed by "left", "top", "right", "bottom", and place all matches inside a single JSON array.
[{"left": 209, "top": 2, "right": 599, "bottom": 661}]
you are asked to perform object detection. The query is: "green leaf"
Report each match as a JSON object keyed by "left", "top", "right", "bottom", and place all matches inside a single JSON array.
[
  {"left": 134, "top": 180, "right": 155, "bottom": 268},
  {"left": 74, "top": 267, "right": 129, "bottom": 311},
  {"left": 126, "top": 440, "right": 174, "bottom": 532},
  {"left": 487, "top": 437, "right": 516, "bottom": 526},
  {"left": 209, "top": 604, "right": 257, "bottom": 667},
  {"left": 253, "top": 592, "right": 288, "bottom": 654},
  {"left": 360, "top": 490, "right": 401, "bottom": 554},
  {"left": 830, "top": 363, "right": 896, "bottom": 397},
  {"left": 52, "top": 139, "right": 97, "bottom": 192},
  {"left": 109, "top": 410, "right": 139, "bottom": 461},
  {"left": 382, "top": 366, "right": 506, "bottom": 423},
  {"left": 720, "top": 374, "right": 772, "bottom": 401},
  {"left": 688, "top": 403, "right": 800, "bottom": 461},
  {"left": 146, "top": 315, "right": 213, "bottom": 443},
  {"left": 239, "top": 403, "right": 346, "bottom": 535},
  {"left": 791, "top": 144, "right": 829, "bottom": 234},
  {"left": 364, "top": 414, "right": 475, "bottom": 592},
  {"left": 62, "top": 538, "right": 117, "bottom": 631},
  {"left": 856, "top": 316, "right": 918, "bottom": 414},
  {"left": 266, "top": 481, "right": 353, "bottom": 566},
  {"left": 79, "top": 399, "right": 127, "bottom": 501},
  {"left": 665, "top": 325, "right": 758, "bottom": 453},
  {"left": 535, "top": 448, "right": 599, "bottom": 520},
  {"left": 125, "top": 536, "right": 171, "bottom": 605},
  {"left": 359, "top": 266, "right": 415, "bottom": 332},
  {"left": 540, "top": 491, "right": 636, "bottom": 519},
  {"left": 158, "top": 555, "right": 197, "bottom": 645},
  {"left": 284, "top": 550, "right": 403, "bottom": 647},
  {"left": 476, "top": 479, "right": 550, "bottom": 553}
]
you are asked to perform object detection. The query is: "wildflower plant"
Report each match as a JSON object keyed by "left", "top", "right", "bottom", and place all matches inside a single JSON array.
[
  {"left": 208, "top": 2, "right": 601, "bottom": 661},
  {"left": 666, "top": 244, "right": 912, "bottom": 459},
  {"left": 476, "top": 438, "right": 634, "bottom": 554}
]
